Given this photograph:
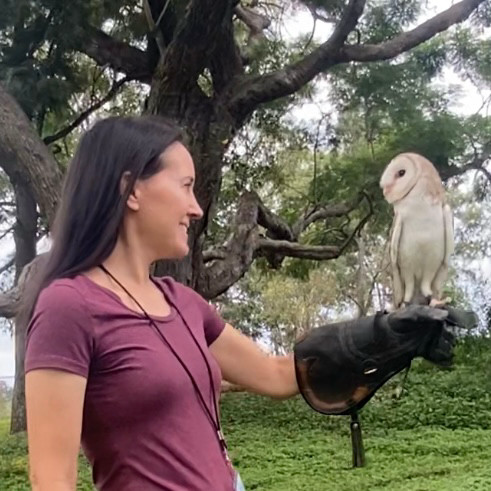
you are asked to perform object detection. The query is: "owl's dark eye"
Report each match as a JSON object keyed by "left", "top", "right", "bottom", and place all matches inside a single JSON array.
[{"left": 397, "top": 169, "right": 406, "bottom": 177}]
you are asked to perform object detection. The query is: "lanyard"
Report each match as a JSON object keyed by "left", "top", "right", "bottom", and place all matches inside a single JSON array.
[{"left": 98, "top": 265, "right": 230, "bottom": 462}]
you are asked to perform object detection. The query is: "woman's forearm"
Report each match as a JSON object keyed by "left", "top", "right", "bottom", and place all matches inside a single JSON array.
[{"left": 270, "top": 354, "right": 299, "bottom": 399}]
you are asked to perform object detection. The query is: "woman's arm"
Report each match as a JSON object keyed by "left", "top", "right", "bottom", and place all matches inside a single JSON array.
[
  {"left": 209, "top": 324, "right": 298, "bottom": 399},
  {"left": 26, "top": 369, "right": 87, "bottom": 491}
]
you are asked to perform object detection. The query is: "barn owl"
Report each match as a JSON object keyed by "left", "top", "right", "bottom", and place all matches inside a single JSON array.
[{"left": 380, "top": 153, "right": 454, "bottom": 309}]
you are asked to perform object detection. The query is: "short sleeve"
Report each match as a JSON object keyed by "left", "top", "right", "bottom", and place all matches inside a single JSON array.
[
  {"left": 156, "top": 277, "right": 226, "bottom": 346},
  {"left": 195, "top": 295, "right": 226, "bottom": 346},
  {"left": 25, "top": 281, "right": 95, "bottom": 378}
]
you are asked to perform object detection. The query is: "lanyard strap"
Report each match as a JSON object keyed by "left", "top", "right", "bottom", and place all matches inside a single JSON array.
[{"left": 98, "top": 265, "right": 229, "bottom": 459}]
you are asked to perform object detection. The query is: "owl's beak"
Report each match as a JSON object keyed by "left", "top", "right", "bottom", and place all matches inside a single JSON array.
[{"left": 382, "top": 184, "right": 394, "bottom": 202}]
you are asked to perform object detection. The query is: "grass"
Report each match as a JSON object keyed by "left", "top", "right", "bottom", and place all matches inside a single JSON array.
[
  {"left": 222, "top": 397, "right": 491, "bottom": 491},
  {"left": 1, "top": 337, "right": 491, "bottom": 490}
]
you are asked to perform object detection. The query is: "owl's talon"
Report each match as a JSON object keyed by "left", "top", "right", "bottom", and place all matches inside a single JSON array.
[{"left": 429, "top": 297, "right": 451, "bottom": 308}]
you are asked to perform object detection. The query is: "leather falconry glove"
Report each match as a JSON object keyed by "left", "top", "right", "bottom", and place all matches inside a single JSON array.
[{"left": 293, "top": 305, "right": 472, "bottom": 416}]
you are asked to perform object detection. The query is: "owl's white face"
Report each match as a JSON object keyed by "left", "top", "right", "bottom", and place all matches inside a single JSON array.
[{"left": 379, "top": 154, "right": 420, "bottom": 204}]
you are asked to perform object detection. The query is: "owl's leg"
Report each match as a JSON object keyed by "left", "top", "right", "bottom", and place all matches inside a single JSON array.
[
  {"left": 420, "top": 279, "right": 434, "bottom": 306},
  {"left": 402, "top": 274, "right": 415, "bottom": 307}
]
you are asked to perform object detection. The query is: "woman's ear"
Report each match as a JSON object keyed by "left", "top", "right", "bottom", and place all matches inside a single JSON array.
[{"left": 120, "top": 171, "right": 140, "bottom": 211}]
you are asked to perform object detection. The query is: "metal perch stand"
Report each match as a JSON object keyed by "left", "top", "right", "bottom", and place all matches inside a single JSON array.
[{"left": 350, "top": 410, "right": 365, "bottom": 468}]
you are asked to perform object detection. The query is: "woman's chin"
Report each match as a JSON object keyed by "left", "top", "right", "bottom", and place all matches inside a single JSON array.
[
  {"left": 155, "top": 241, "right": 190, "bottom": 261},
  {"left": 167, "top": 245, "right": 189, "bottom": 260}
]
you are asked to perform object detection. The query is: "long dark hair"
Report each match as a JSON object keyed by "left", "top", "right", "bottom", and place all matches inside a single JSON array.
[{"left": 24, "top": 115, "right": 182, "bottom": 320}]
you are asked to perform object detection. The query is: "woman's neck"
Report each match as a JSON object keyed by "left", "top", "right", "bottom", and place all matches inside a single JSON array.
[{"left": 101, "top": 238, "right": 153, "bottom": 287}]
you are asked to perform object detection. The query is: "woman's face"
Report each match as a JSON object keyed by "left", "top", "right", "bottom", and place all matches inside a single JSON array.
[{"left": 126, "top": 142, "right": 203, "bottom": 260}]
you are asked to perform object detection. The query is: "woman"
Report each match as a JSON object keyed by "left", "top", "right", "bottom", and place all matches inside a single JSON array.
[{"left": 25, "top": 115, "right": 298, "bottom": 491}]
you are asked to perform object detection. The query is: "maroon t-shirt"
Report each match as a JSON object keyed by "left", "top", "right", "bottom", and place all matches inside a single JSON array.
[{"left": 25, "top": 275, "right": 234, "bottom": 491}]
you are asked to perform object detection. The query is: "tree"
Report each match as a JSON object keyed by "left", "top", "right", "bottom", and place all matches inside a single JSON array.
[
  {"left": 1, "top": 0, "right": 488, "bottom": 295},
  {"left": 0, "top": 0, "right": 489, "bottom": 432}
]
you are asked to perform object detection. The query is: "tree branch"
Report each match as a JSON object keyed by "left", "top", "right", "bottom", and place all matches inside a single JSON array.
[
  {"left": 256, "top": 195, "right": 294, "bottom": 241},
  {"left": 292, "top": 193, "right": 365, "bottom": 238},
  {"left": 477, "top": 165, "right": 491, "bottom": 184},
  {"left": 209, "top": 7, "right": 245, "bottom": 94},
  {"left": 0, "top": 226, "right": 15, "bottom": 242},
  {"left": 0, "top": 286, "right": 20, "bottom": 319},
  {"left": 0, "top": 256, "right": 15, "bottom": 275},
  {"left": 143, "top": 0, "right": 168, "bottom": 57},
  {"left": 227, "top": 0, "right": 367, "bottom": 122},
  {"left": 256, "top": 238, "right": 340, "bottom": 260},
  {"left": 439, "top": 146, "right": 491, "bottom": 181},
  {"left": 0, "top": 201, "right": 16, "bottom": 208},
  {"left": 198, "top": 190, "right": 372, "bottom": 298},
  {"left": 0, "top": 253, "right": 48, "bottom": 320},
  {"left": 73, "top": 25, "right": 152, "bottom": 83},
  {"left": 0, "top": 84, "right": 63, "bottom": 224},
  {"left": 198, "top": 191, "right": 260, "bottom": 299},
  {"left": 43, "top": 76, "right": 131, "bottom": 145},
  {"left": 150, "top": 0, "right": 238, "bottom": 98},
  {"left": 227, "top": 0, "right": 484, "bottom": 124},
  {"left": 339, "top": 0, "right": 486, "bottom": 63},
  {"left": 235, "top": 4, "right": 271, "bottom": 54}
]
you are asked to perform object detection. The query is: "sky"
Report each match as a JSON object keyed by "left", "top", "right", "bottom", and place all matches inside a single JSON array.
[{"left": 0, "top": 0, "right": 490, "bottom": 386}]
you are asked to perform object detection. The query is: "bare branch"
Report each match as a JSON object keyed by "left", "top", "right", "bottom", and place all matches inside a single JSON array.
[
  {"left": 227, "top": 0, "right": 367, "bottom": 122},
  {"left": 339, "top": 0, "right": 486, "bottom": 63},
  {"left": 292, "top": 194, "right": 365, "bottom": 238},
  {"left": 0, "top": 84, "right": 63, "bottom": 224},
  {"left": 257, "top": 238, "right": 340, "bottom": 260},
  {"left": 308, "top": 7, "right": 338, "bottom": 24},
  {"left": 328, "top": 0, "right": 367, "bottom": 48},
  {"left": 209, "top": 13, "right": 244, "bottom": 94},
  {"left": 150, "top": 0, "right": 238, "bottom": 98},
  {"left": 234, "top": 4, "right": 271, "bottom": 67},
  {"left": 439, "top": 146, "right": 491, "bottom": 181},
  {"left": 198, "top": 191, "right": 260, "bottom": 299},
  {"left": 0, "top": 226, "right": 14, "bottom": 242},
  {"left": 43, "top": 76, "right": 131, "bottom": 145},
  {"left": 143, "top": 0, "right": 167, "bottom": 57},
  {"left": 235, "top": 4, "right": 271, "bottom": 41},
  {"left": 0, "top": 253, "right": 48, "bottom": 320},
  {"left": 478, "top": 165, "right": 491, "bottom": 184},
  {"left": 227, "top": 0, "right": 484, "bottom": 123},
  {"left": 0, "top": 286, "right": 19, "bottom": 319},
  {"left": 73, "top": 25, "right": 152, "bottom": 83},
  {"left": 256, "top": 197, "right": 294, "bottom": 241},
  {"left": 198, "top": 190, "right": 372, "bottom": 298},
  {"left": 0, "top": 256, "right": 15, "bottom": 275}
]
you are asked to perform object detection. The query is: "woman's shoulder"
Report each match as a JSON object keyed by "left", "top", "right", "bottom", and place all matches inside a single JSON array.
[
  {"left": 152, "top": 275, "right": 197, "bottom": 301},
  {"left": 36, "top": 276, "right": 92, "bottom": 312}
]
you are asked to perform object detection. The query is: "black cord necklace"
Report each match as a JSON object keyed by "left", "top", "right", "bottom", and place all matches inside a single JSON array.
[{"left": 98, "top": 264, "right": 230, "bottom": 462}]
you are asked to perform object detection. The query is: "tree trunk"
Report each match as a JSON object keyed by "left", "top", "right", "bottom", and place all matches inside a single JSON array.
[
  {"left": 148, "top": 86, "right": 232, "bottom": 293},
  {"left": 0, "top": 84, "right": 62, "bottom": 225},
  {"left": 10, "top": 314, "right": 28, "bottom": 434},
  {"left": 0, "top": 84, "right": 61, "bottom": 433},
  {"left": 10, "top": 182, "right": 38, "bottom": 434}
]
